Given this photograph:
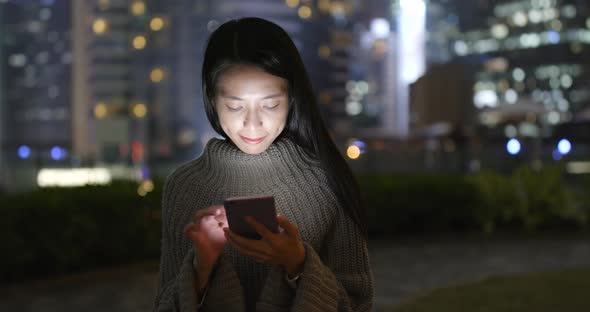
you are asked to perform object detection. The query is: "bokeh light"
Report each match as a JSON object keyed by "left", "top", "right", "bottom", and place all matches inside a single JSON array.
[
  {"left": 50, "top": 146, "right": 66, "bottom": 160},
  {"left": 347, "top": 145, "right": 361, "bottom": 159},
  {"left": 150, "top": 68, "right": 165, "bottom": 83},
  {"left": 18, "top": 145, "right": 31, "bottom": 159},
  {"left": 557, "top": 138, "right": 572, "bottom": 155},
  {"left": 298, "top": 6, "right": 312, "bottom": 19},
  {"left": 132, "top": 35, "right": 147, "bottom": 50},
  {"left": 506, "top": 138, "right": 521, "bottom": 155},
  {"left": 132, "top": 103, "right": 147, "bottom": 118},
  {"left": 94, "top": 102, "right": 107, "bottom": 119},
  {"left": 285, "top": 0, "right": 299, "bottom": 8},
  {"left": 150, "top": 17, "right": 165, "bottom": 31},
  {"left": 92, "top": 18, "right": 108, "bottom": 35},
  {"left": 131, "top": 1, "right": 146, "bottom": 16}
]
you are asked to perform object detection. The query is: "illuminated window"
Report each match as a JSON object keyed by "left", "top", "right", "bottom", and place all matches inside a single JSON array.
[
  {"left": 318, "top": 45, "right": 331, "bottom": 58},
  {"left": 561, "top": 74, "right": 573, "bottom": 88},
  {"left": 150, "top": 17, "right": 165, "bottom": 31},
  {"left": 561, "top": 5, "right": 576, "bottom": 18},
  {"left": 92, "top": 18, "right": 108, "bottom": 35},
  {"left": 94, "top": 102, "right": 108, "bottom": 119},
  {"left": 132, "top": 35, "right": 147, "bottom": 49},
  {"left": 150, "top": 68, "right": 165, "bottom": 83},
  {"left": 131, "top": 1, "right": 146, "bottom": 16},
  {"left": 8, "top": 54, "right": 27, "bottom": 67},
  {"left": 98, "top": 0, "right": 109, "bottom": 10},
  {"left": 318, "top": 0, "right": 330, "bottom": 12},
  {"left": 474, "top": 90, "right": 498, "bottom": 108},
  {"left": 512, "top": 11, "right": 528, "bottom": 27},
  {"left": 285, "top": 0, "right": 299, "bottom": 8},
  {"left": 298, "top": 6, "right": 312, "bottom": 19},
  {"left": 512, "top": 68, "right": 526, "bottom": 81},
  {"left": 346, "top": 101, "right": 362, "bottom": 115},
  {"left": 491, "top": 24, "right": 508, "bottom": 39},
  {"left": 454, "top": 40, "right": 468, "bottom": 55},
  {"left": 505, "top": 89, "right": 518, "bottom": 104},
  {"left": 132, "top": 103, "right": 147, "bottom": 118},
  {"left": 528, "top": 10, "right": 542, "bottom": 23}
]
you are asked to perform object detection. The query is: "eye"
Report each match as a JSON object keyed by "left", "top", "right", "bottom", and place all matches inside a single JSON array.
[
  {"left": 226, "top": 105, "right": 242, "bottom": 112},
  {"left": 263, "top": 102, "right": 280, "bottom": 110}
]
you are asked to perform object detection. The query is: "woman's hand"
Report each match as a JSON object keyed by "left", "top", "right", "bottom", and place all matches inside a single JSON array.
[
  {"left": 183, "top": 205, "right": 228, "bottom": 276},
  {"left": 223, "top": 214, "right": 306, "bottom": 277}
]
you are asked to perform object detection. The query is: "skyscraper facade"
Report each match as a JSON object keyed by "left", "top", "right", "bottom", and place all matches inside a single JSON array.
[{"left": 448, "top": 0, "right": 590, "bottom": 130}]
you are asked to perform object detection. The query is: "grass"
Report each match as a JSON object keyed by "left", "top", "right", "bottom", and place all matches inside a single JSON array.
[{"left": 392, "top": 267, "right": 590, "bottom": 312}]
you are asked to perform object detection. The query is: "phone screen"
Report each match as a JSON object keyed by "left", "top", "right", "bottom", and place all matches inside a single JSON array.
[{"left": 223, "top": 195, "right": 279, "bottom": 240}]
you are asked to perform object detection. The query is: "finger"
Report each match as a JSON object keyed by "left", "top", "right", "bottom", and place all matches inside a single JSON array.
[
  {"left": 224, "top": 228, "right": 271, "bottom": 255},
  {"left": 193, "top": 209, "right": 216, "bottom": 222},
  {"left": 245, "top": 216, "right": 277, "bottom": 243},
  {"left": 230, "top": 243, "right": 271, "bottom": 263},
  {"left": 277, "top": 215, "right": 300, "bottom": 239}
]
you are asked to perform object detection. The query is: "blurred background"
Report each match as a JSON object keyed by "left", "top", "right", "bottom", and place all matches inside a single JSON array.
[{"left": 1, "top": 0, "right": 590, "bottom": 311}]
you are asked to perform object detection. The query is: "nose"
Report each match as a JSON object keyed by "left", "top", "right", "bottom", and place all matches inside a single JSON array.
[{"left": 243, "top": 109, "right": 263, "bottom": 128}]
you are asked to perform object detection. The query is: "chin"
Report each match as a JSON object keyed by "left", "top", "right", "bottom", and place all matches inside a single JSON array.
[
  {"left": 236, "top": 142, "right": 268, "bottom": 155},
  {"left": 239, "top": 144, "right": 269, "bottom": 155}
]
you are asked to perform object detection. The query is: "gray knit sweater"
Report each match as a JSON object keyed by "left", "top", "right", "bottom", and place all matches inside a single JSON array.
[{"left": 152, "top": 137, "right": 374, "bottom": 311}]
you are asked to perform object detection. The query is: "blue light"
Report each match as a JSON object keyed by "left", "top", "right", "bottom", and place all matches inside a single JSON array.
[
  {"left": 351, "top": 140, "right": 366, "bottom": 154},
  {"left": 18, "top": 145, "right": 31, "bottom": 159},
  {"left": 547, "top": 31, "right": 560, "bottom": 44},
  {"left": 557, "top": 138, "right": 571, "bottom": 155},
  {"left": 50, "top": 146, "right": 64, "bottom": 160},
  {"left": 506, "top": 138, "right": 521, "bottom": 155},
  {"left": 552, "top": 149, "right": 562, "bottom": 161}
]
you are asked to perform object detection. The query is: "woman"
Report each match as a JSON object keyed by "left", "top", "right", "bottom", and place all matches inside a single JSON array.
[{"left": 153, "top": 17, "right": 373, "bottom": 311}]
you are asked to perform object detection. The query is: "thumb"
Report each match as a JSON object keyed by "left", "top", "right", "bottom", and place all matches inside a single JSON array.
[{"left": 277, "top": 214, "right": 300, "bottom": 239}]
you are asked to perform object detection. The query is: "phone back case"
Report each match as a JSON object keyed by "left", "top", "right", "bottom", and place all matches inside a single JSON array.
[{"left": 224, "top": 195, "right": 279, "bottom": 240}]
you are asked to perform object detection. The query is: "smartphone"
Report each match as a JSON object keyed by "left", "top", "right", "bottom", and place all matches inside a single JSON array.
[{"left": 224, "top": 195, "right": 279, "bottom": 240}]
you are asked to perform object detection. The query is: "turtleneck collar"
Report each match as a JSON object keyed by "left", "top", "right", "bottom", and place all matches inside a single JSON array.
[{"left": 202, "top": 136, "right": 319, "bottom": 176}]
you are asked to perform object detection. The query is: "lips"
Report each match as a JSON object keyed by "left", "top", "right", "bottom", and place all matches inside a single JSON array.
[{"left": 240, "top": 135, "right": 266, "bottom": 144}]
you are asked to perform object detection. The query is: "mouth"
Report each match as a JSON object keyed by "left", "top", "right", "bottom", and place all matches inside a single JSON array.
[{"left": 240, "top": 135, "right": 266, "bottom": 145}]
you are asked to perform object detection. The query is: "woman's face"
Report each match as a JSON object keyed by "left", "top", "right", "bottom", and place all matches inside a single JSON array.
[{"left": 215, "top": 64, "right": 289, "bottom": 154}]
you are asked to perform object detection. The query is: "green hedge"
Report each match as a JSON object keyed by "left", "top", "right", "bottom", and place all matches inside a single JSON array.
[
  {"left": 362, "top": 165, "right": 589, "bottom": 236},
  {"left": 0, "top": 180, "right": 162, "bottom": 284},
  {"left": 1, "top": 166, "right": 588, "bottom": 283}
]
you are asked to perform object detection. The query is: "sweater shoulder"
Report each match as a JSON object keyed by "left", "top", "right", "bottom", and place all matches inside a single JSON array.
[{"left": 163, "top": 138, "right": 222, "bottom": 189}]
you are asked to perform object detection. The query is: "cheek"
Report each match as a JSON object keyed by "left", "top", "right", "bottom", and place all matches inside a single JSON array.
[
  {"left": 275, "top": 110, "right": 288, "bottom": 131},
  {"left": 218, "top": 112, "right": 238, "bottom": 132}
]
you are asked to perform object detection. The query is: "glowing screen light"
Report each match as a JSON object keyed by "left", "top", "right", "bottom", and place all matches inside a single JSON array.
[{"left": 506, "top": 138, "right": 521, "bottom": 155}]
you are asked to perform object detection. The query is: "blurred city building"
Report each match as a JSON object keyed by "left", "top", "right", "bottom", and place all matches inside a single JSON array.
[
  {"left": 73, "top": 0, "right": 217, "bottom": 173},
  {"left": 447, "top": 0, "right": 590, "bottom": 129},
  {"left": 1, "top": 0, "right": 72, "bottom": 189},
  {"left": 0, "top": 0, "right": 346, "bottom": 190}
]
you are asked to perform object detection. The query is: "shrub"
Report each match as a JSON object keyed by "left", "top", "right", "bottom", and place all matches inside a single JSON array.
[{"left": 0, "top": 180, "right": 162, "bottom": 284}]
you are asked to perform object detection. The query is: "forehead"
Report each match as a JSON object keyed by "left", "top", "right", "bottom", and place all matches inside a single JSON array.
[{"left": 216, "top": 64, "right": 287, "bottom": 95}]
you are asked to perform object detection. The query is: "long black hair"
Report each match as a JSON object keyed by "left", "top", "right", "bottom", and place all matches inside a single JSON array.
[{"left": 201, "top": 17, "right": 367, "bottom": 238}]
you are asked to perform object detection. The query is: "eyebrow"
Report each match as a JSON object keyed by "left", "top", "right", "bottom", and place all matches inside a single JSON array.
[{"left": 220, "top": 93, "right": 285, "bottom": 101}]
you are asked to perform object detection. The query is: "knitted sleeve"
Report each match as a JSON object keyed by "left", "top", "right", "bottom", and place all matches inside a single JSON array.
[
  {"left": 152, "top": 175, "right": 247, "bottom": 312},
  {"left": 151, "top": 175, "right": 187, "bottom": 311},
  {"left": 257, "top": 210, "right": 374, "bottom": 311},
  {"left": 295, "top": 211, "right": 374, "bottom": 311}
]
